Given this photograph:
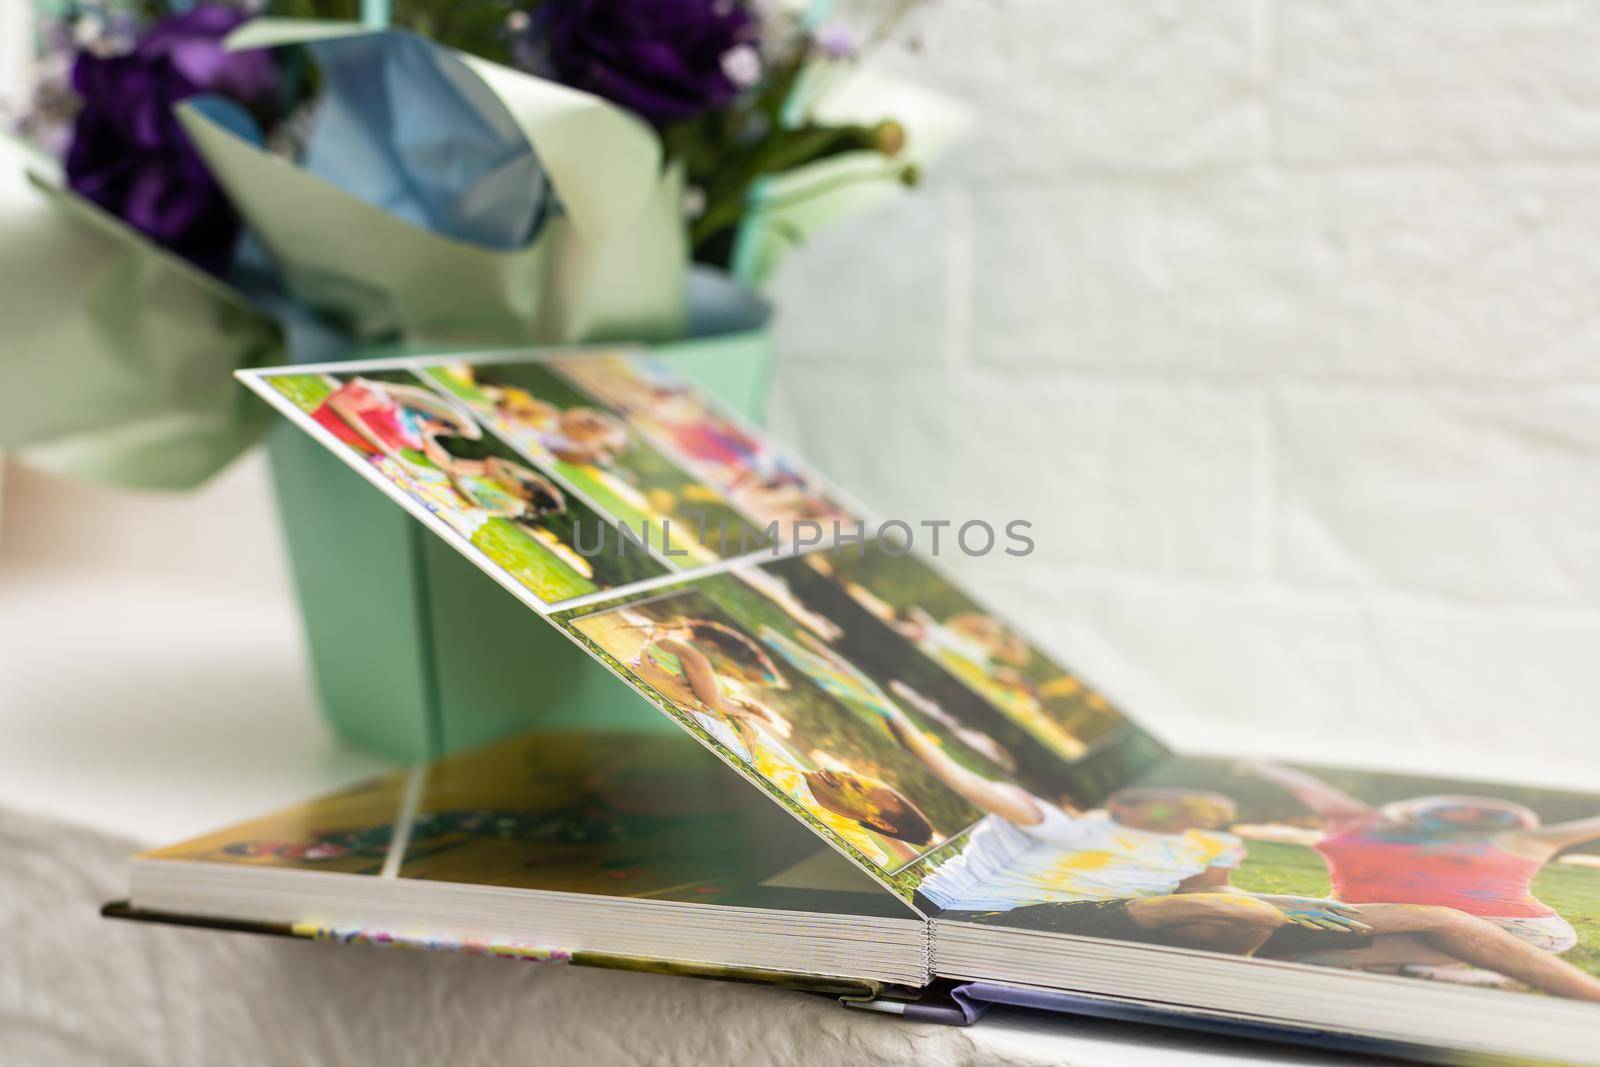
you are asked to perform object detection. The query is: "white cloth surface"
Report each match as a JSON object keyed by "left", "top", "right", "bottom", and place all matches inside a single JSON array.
[{"left": 0, "top": 568, "right": 1386, "bottom": 1067}]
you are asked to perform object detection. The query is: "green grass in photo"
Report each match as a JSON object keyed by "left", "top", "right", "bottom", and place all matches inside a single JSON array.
[
  {"left": 269, "top": 373, "right": 337, "bottom": 413},
  {"left": 469, "top": 516, "right": 596, "bottom": 603},
  {"left": 418, "top": 361, "right": 770, "bottom": 565},
  {"left": 819, "top": 544, "right": 1145, "bottom": 756}
]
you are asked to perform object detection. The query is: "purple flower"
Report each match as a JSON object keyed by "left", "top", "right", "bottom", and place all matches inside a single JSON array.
[
  {"left": 541, "top": 0, "right": 760, "bottom": 127},
  {"left": 814, "top": 24, "right": 859, "bottom": 61},
  {"left": 65, "top": 5, "right": 279, "bottom": 272}
]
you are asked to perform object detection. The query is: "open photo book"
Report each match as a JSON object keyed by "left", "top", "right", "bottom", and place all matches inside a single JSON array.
[{"left": 122, "top": 349, "right": 1600, "bottom": 1066}]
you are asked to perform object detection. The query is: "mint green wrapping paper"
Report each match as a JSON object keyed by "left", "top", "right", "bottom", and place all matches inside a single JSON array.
[{"left": 0, "top": 138, "right": 285, "bottom": 489}]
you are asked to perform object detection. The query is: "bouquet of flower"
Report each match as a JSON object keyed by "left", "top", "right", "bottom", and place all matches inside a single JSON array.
[
  {"left": 506, "top": 0, "right": 926, "bottom": 266},
  {"left": 0, "top": 0, "right": 960, "bottom": 489}
]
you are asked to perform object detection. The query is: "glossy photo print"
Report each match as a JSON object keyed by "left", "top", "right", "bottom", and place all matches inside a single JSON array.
[
  {"left": 804, "top": 546, "right": 1133, "bottom": 765},
  {"left": 244, "top": 354, "right": 1165, "bottom": 903},
  {"left": 258, "top": 369, "right": 670, "bottom": 607},
  {"left": 553, "top": 548, "right": 1166, "bottom": 901},
  {"left": 750, "top": 550, "right": 1165, "bottom": 805},
  {"left": 412, "top": 359, "right": 775, "bottom": 565},
  {"left": 560, "top": 580, "right": 986, "bottom": 888},
  {"left": 934, "top": 756, "right": 1600, "bottom": 1005},
  {"left": 547, "top": 350, "right": 861, "bottom": 542}
]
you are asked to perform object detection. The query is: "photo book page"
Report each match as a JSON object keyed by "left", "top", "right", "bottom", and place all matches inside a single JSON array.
[
  {"left": 241, "top": 351, "right": 1168, "bottom": 905},
  {"left": 928, "top": 755, "right": 1600, "bottom": 1007},
  {"left": 141, "top": 730, "right": 903, "bottom": 919},
  {"left": 242, "top": 347, "right": 1600, "bottom": 1021}
]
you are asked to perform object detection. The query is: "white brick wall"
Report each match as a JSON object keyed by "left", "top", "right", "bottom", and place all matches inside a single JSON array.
[{"left": 767, "top": 0, "right": 1600, "bottom": 775}]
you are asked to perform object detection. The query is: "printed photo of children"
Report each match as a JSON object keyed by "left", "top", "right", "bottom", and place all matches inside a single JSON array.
[
  {"left": 266, "top": 371, "right": 668, "bottom": 605},
  {"left": 750, "top": 552, "right": 1167, "bottom": 808},
  {"left": 563, "top": 577, "right": 1029, "bottom": 877},
  {"left": 414, "top": 360, "right": 774, "bottom": 566},
  {"left": 556, "top": 539, "right": 1172, "bottom": 893},
  {"left": 804, "top": 545, "right": 1135, "bottom": 765},
  {"left": 548, "top": 351, "right": 855, "bottom": 542},
  {"left": 934, "top": 754, "right": 1600, "bottom": 1004}
]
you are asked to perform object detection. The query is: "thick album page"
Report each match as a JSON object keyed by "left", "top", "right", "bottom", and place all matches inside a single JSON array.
[
  {"left": 551, "top": 549, "right": 1166, "bottom": 904},
  {"left": 239, "top": 349, "right": 1167, "bottom": 906},
  {"left": 932, "top": 753, "right": 1600, "bottom": 1011},
  {"left": 137, "top": 730, "right": 907, "bottom": 920}
]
